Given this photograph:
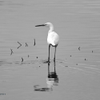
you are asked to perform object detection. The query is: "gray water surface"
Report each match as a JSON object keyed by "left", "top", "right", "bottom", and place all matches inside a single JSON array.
[{"left": 0, "top": 0, "right": 100, "bottom": 100}]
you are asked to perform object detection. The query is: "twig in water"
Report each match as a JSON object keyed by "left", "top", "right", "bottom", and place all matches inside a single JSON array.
[
  {"left": 25, "top": 42, "right": 28, "bottom": 47},
  {"left": 78, "top": 47, "right": 80, "bottom": 51},
  {"left": 21, "top": 57, "right": 24, "bottom": 62},
  {"left": 70, "top": 55, "right": 72, "bottom": 57},
  {"left": 36, "top": 56, "right": 38, "bottom": 59},
  {"left": 17, "top": 41, "right": 22, "bottom": 49},
  {"left": 84, "top": 58, "right": 86, "bottom": 61},
  {"left": 33, "top": 39, "right": 36, "bottom": 46},
  {"left": 10, "top": 49, "right": 13, "bottom": 55}
]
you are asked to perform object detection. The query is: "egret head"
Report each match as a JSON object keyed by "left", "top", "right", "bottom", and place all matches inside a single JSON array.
[
  {"left": 35, "top": 22, "right": 54, "bottom": 31},
  {"left": 45, "top": 22, "right": 53, "bottom": 27}
]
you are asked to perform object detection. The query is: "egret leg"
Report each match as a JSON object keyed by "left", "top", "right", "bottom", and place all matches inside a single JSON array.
[
  {"left": 54, "top": 58, "right": 56, "bottom": 73},
  {"left": 48, "top": 61, "right": 50, "bottom": 76},
  {"left": 48, "top": 44, "right": 51, "bottom": 63},
  {"left": 54, "top": 46, "right": 57, "bottom": 62}
]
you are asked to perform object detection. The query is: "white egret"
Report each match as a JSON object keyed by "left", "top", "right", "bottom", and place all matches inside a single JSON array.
[{"left": 35, "top": 22, "right": 59, "bottom": 63}]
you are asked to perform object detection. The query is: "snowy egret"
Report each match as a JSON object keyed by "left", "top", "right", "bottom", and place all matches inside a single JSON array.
[{"left": 35, "top": 22, "right": 59, "bottom": 63}]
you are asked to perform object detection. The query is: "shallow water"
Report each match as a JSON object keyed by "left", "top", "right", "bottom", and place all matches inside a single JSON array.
[{"left": 0, "top": 0, "right": 100, "bottom": 100}]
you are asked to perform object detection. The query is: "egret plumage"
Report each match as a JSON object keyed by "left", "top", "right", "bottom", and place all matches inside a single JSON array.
[{"left": 35, "top": 22, "right": 59, "bottom": 63}]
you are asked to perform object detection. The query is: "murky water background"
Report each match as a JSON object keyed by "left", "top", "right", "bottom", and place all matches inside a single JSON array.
[{"left": 0, "top": 0, "right": 100, "bottom": 100}]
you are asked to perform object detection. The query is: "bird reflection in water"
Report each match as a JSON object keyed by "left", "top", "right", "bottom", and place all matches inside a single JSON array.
[
  {"left": 46, "top": 60, "right": 59, "bottom": 91},
  {"left": 34, "top": 60, "right": 59, "bottom": 92}
]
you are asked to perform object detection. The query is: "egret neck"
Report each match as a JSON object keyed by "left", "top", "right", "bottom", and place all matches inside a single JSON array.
[{"left": 48, "top": 23, "right": 54, "bottom": 33}]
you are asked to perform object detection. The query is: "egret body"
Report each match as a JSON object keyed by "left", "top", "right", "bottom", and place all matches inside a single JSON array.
[{"left": 35, "top": 22, "right": 59, "bottom": 63}]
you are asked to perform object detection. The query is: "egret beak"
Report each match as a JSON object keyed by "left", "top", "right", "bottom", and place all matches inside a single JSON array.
[{"left": 35, "top": 24, "right": 46, "bottom": 27}]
